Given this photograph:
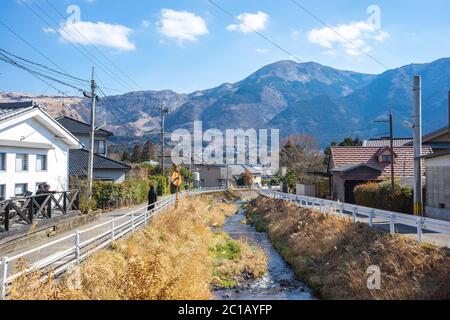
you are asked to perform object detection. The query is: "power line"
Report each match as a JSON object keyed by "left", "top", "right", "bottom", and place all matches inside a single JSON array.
[
  {"left": 288, "top": 0, "right": 414, "bottom": 90},
  {"left": 0, "top": 52, "right": 85, "bottom": 92},
  {"left": 0, "top": 48, "right": 90, "bottom": 86},
  {"left": 23, "top": 0, "right": 135, "bottom": 92},
  {"left": 45, "top": 0, "right": 143, "bottom": 91},
  {"left": 207, "top": 0, "right": 304, "bottom": 63}
]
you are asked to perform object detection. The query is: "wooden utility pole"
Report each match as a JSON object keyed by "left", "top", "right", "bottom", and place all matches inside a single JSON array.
[
  {"left": 87, "top": 66, "right": 97, "bottom": 198},
  {"left": 389, "top": 112, "right": 395, "bottom": 193}
]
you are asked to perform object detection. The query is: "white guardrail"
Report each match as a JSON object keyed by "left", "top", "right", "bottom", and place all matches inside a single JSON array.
[
  {"left": 262, "top": 190, "right": 450, "bottom": 246},
  {"left": 0, "top": 187, "right": 229, "bottom": 299}
]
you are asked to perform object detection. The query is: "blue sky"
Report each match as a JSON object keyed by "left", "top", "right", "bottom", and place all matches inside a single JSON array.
[{"left": 0, "top": 0, "right": 449, "bottom": 96}]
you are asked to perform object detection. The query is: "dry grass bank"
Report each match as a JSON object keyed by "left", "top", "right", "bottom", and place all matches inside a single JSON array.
[
  {"left": 9, "top": 194, "right": 267, "bottom": 300},
  {"left": 245, "top": 197, "right": 450, "bottom": 300}
]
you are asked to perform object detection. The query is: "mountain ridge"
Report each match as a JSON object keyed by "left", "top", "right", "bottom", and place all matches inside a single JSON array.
[{"left": 1, "top": 57, "right": 449, "bottom": 148}]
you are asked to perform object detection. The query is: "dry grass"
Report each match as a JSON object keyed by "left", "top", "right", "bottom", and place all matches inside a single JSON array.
[
  {"left": 246, "top": 197, "right": 450, "bottom": 300},
  {"left": 9, "top": 194, "right": 267, "bottom": 300}
]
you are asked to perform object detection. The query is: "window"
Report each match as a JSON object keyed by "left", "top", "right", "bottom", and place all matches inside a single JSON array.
[
  {"left": 36, "top": 154, "right": 48, "bottom": 171},
  {"left": 16, "top": 154, "right": 29, "bottom": 172},
  {"left": 382, "top": 155, "right": 392, "bottom": 163},
  {"left": 15, "top": 183, "right": 28, "bottom": 197},
  {"left": 0, "top": 153, "right": 5, "bottom": 171},
  {"left": 95, "top": 140, "right": 106, "bottom": 155},
  {"left": 0, "top": 185, "right": 5, "bottom": 201}
]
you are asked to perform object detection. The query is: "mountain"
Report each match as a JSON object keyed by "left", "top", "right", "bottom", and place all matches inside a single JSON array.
[{"left": 1, "top": 58, "right": 449, "bottom": 148}]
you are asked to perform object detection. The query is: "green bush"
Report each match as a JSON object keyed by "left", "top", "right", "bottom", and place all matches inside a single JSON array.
[
  {"left": 149, "top": 175, "right": 169, "bottom": 196},
  {"left": 92, "top": 179, "right": 149, "bottom": 209},
  {"left": 354, "top": 180, "right": 413, "bottom": 214}
]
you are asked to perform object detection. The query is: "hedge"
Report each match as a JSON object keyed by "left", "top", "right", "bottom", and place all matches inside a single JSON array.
[
  {"left": 92, "top": 179, "right": 149, "bottom": 209},
  {"left": 149, "top": 175, "right": 169, "bottom": 197},
  {"left": 354, "top": 180, "right": 413, "bottom": 214}
]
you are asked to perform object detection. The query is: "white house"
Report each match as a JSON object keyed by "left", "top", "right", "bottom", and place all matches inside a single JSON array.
[
  {"left": 423, "top": 150, "right": 450, "bottom": 221},
  {"left": 0, "top": 101, "right": 81, "bottom": 200}
]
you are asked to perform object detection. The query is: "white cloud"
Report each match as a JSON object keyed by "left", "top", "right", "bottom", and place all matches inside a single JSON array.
[
  {"left": 58, "top": 21, "right": 135, "bottom": 51},
  {"left": 43, "top": 27, "right": 56, "bottom": 34},
  {"left": 157, "top": 9, "right": 209, "bottom": 42},
  {"left": 256, "top": 48, "right": 268, "bottom": 54},
  {"left": 227, "top": 11, "right": 269, "bottom": 33},
  {"left": 307, "top": 21, "right": 389, "bottom": 56},
  {"left": 141, "top": 20, "right": 151, "bottom": 28}
]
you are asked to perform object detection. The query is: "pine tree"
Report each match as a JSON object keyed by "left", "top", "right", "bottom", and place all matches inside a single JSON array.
[
  {"left": 121, "top": 151, "right": 131, "bottom": 162},
  {"left": 131, "top": 142, "right": 143, "bottom": 163},
  {"left": 142, "top": 140, "right": 157, "bottom": 162}
]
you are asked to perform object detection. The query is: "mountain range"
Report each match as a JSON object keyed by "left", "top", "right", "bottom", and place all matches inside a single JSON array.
[{"left": 1, "top": 57, "right": 449, "bottom": 149}]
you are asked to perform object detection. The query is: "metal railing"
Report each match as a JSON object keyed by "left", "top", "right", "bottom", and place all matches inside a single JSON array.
[
  {"left": 0, "top": 187, "right": 231, "bottom": 299},
  {"left": 262, "top": 190, "right": 450, "bottom": 245},
  {"left": 0, "top": 190, "right": 80, "bottom": 232}
]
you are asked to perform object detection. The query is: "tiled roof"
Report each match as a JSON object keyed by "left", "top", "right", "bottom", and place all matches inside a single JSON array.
[
  {"left": 363, "top": 138, "right": 413, "bottom": 147},
  {"left": 57, "top": 116, "right": 113, "bottom": 136},
  {"left": 0, "top": 101, "right": 35, "bottom": 120},
  {"left": 330, "top": 146, "right": 433, "bottom": 177},
  {"left": 69, "top": 149, "right": 130, "bottom": 176}
]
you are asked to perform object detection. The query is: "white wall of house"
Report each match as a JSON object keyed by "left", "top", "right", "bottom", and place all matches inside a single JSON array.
[
  {"left": 425, "top": 154, "right": 450, "bottom": 221},
  {"left": 0, "top": 113, "right": 78, "bottom": 199},
  {"left": 94, "top": 169, "right": 126, "bottom": 183}
]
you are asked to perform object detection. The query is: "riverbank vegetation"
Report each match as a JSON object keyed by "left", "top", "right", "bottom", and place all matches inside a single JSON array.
[
  {"left": 9, "top": 193, "right": 267, "bottom": 300},
  {"left": 245, "top": 197, "right": 450, "bottom": 300}
]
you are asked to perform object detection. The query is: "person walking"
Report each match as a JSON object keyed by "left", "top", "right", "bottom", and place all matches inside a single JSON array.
[{"left": 148, "top": 183, "right": 157, "bottom": 212}]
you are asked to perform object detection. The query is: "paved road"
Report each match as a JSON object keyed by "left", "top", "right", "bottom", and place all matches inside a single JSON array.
[{"left": 0, "top": 202, "right": 152, "bottom": 277}]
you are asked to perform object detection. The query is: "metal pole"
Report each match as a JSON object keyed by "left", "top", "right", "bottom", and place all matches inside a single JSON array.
[
  {"left": 75, "top": 231, "right": 81, "bottom": 265},
  {"left": 160, "top": 101, "right": 165, "bottom": 178},
  {"left": 413, "top": 76, "right": 423, "bottom": 216},
  {"left": 389, "top": 112, "right": 395, "bottom": 193},
  {"left": 87, "top": 66, "right": 97, "bottom": 198}
]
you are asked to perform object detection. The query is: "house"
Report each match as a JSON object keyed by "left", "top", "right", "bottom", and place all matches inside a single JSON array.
[
  {"left": 422, "top": 150, "right": 450, "bottom": 221},
  {"left": 363, "top": 138, "right": 413, "bottom": 147},
  {"left": 188, "top": 164, "right": 264, "bottom": 188},
  {"left": 423, "top": 126, "right": 450, "bottom": 151},
  {"left": 57, "top": 117, "right": 130, "bottom": 183},
  {"left": 328, "top": 146, "right": 433, "bottom": 204},
  {"left": 0, "top": 102, "right": 81, "bottom": 200}
]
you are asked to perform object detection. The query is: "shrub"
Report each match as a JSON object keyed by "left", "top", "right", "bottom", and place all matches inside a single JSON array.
[
  {"left": 92, "top": 179, "right": 149, "bottom": 210},
  {"left": 149, "top": 175, "right": 169, "bottom": 196},
  {"left": 354, "top": 180, "right": 413, "bottom": 214}
]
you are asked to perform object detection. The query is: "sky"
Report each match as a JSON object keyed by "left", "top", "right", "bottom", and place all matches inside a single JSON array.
[{"left": 0, "top": 0, "right": 449, "bottom": 96}]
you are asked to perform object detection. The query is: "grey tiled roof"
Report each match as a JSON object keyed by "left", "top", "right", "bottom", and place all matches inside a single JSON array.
[
  {"left": 363, "top": 138, "right": 413, "bottom": 147},
  {"left": 0, "top": 101, "right": 35, "bottom": 120},
  {"left": 69, "top": 149, "right": 130, "bottom": 176},
  {"left": 57, "top": 117, "right": 113, "bottom": 136}
]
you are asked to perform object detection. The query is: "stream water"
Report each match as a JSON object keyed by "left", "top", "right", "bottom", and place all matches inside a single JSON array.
[{"left": 215, "top": 203, "right": 315, "bottom": 300}]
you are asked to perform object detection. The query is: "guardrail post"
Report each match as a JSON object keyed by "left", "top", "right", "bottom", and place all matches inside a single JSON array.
[
  {"left": 339, "top": 204, "right": 344, "bottom": 218},
  {"left": 389, "top": 214, "right": 396, "bottom": 235},
  {"left": 144, "top": 209, "right": 148, "bottom": 226},
  {"left": 369, "top": 210, "right": 374, "bottom": 228},
  {"left": 320, "top": 200, "right": 324, "bottom": 214},
  {"left": 1, "top": 257, "right": 8, "bottom": 300},
  {"left": 111, "top": 219, "right": 116, "bottom": 242},
  {"left": 417, "top": 218, "right": 424, "bottom": 243},
  {"left": 352, "top": 207, "right": 357, "bottom": 223},
  {"left": 75, "top": 231, "right": 80, "bottom": 265},
  {"left": 131, "top": 212, "right": 135, "bottom": 230}
]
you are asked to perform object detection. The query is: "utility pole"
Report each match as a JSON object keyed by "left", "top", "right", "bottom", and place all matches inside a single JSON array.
[
  {"left": 413, "top": 75, "right": 423, "bottom": 216},
  {"left": 87, "top": 66, "right": 97, "bottom": 198},
  {"left": 159, "top": 102, "right": 169, "bottom": 177},
  {"left": 389, "top": 111, "right": 395, "bottom": 193}
]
